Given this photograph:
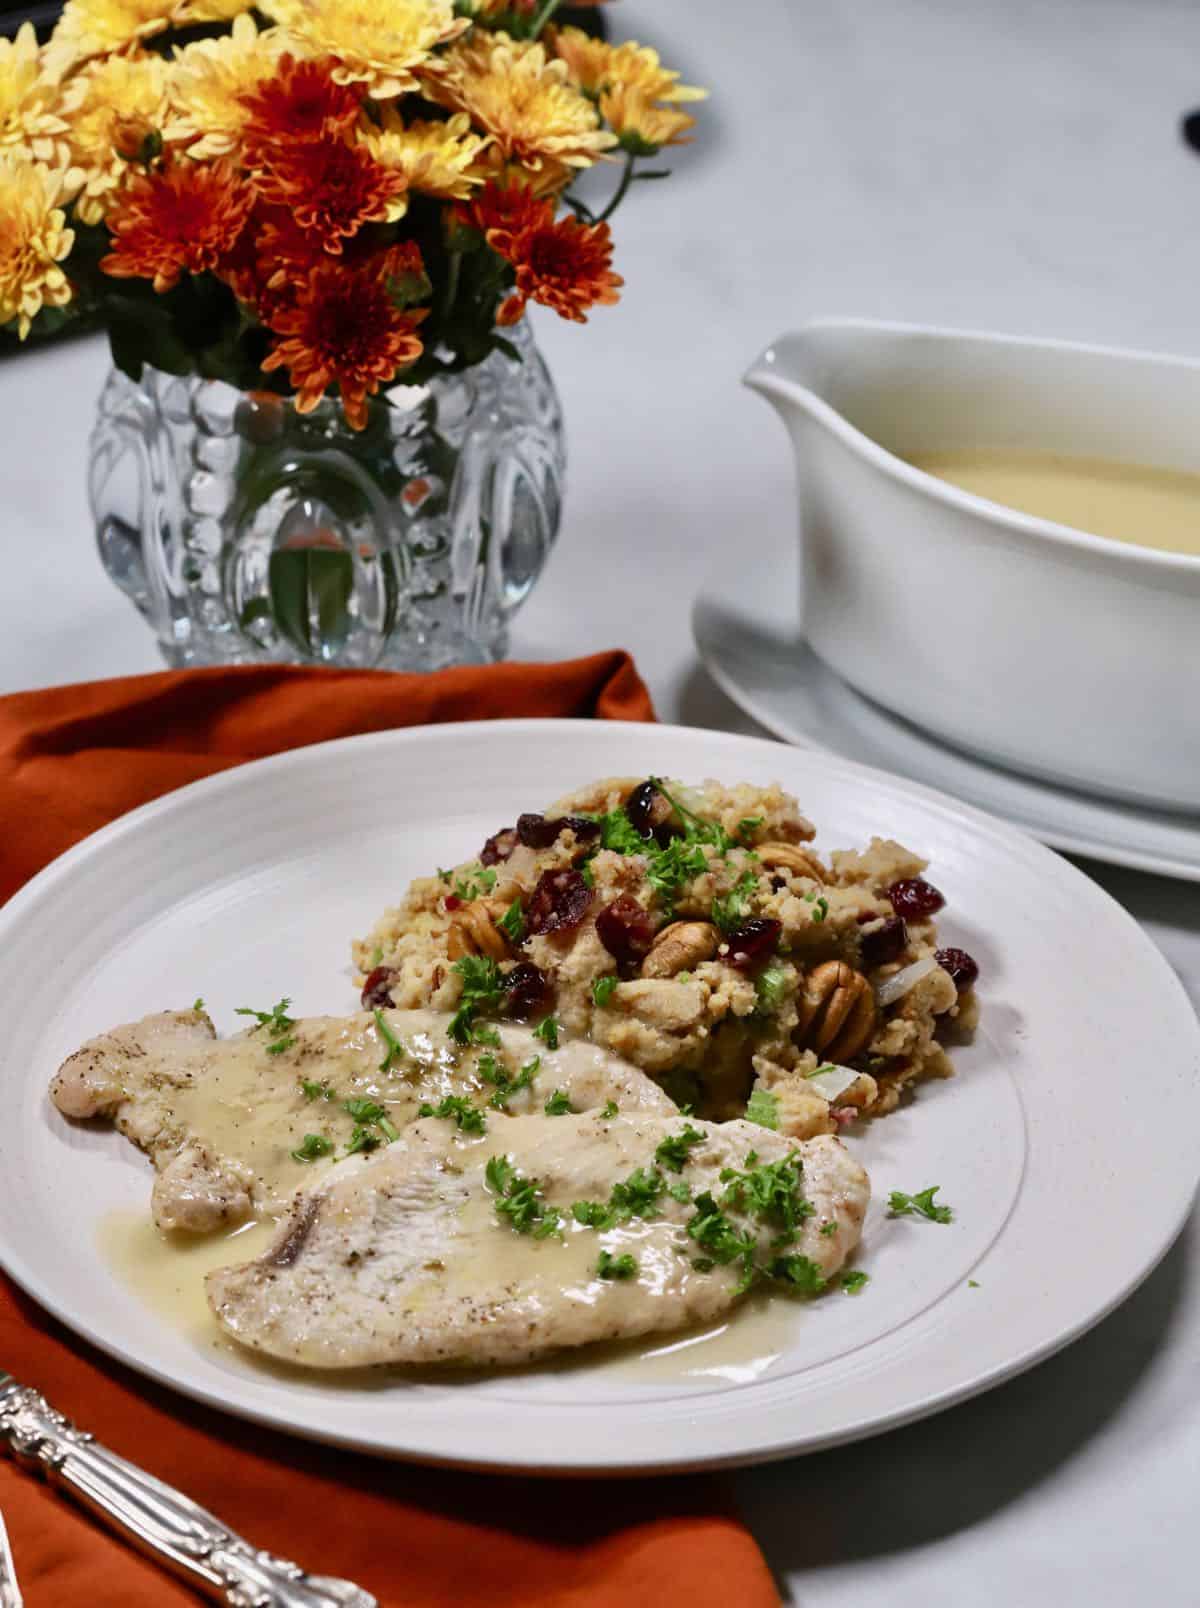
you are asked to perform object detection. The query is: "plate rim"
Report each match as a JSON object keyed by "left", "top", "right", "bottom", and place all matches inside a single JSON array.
[{"left": 2, "top": 717, "right": 1199, "bottom": 1473}]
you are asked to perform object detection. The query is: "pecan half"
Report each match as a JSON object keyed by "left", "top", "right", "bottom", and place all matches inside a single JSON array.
[
  {"left": 757, "top": 842, "right": 826, "bottom": 883},
  {"left": 446, "top": 900, "right": 509, "bottom": 962},
  {"left": 794, "top": 960, "right": 877, "bottom": 1062},
  {"left": 641, "top": 920, "right": 720, "bottom": 978}
]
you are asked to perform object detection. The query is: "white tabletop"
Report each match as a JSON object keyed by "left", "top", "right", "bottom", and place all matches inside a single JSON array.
[{"left": 4, "top": 2, "right": 1200, "bottom": 1602}]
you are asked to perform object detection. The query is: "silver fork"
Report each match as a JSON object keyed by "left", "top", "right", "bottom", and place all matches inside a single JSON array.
[
  {"left": 0, "top": 1501, "right": 21, "bottom": 1608},
  {"left": 0, "top": 1373, "right": 374, "bottom": 1607}
]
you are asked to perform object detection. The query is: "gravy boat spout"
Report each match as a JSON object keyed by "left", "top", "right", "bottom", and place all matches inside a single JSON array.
[{"left": 741, "top": 317, "right": 1200, "bottom": 814}]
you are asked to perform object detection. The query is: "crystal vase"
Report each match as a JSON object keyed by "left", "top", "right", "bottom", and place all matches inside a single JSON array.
[{"left": 88, "top": 320, "right": 566, "bottom": 670}]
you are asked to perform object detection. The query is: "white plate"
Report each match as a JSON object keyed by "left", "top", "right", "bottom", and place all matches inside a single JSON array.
[
  {"left": 0, "top": 720, "right": 1197, "bottom": 1474},
  {"left": 692, "top": 536, "right": 1200, "bottom": 883}
]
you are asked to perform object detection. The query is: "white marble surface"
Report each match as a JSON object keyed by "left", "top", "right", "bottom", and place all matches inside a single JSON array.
[{"left": 4, "top": 1, "right": 1200, "bottom": 1602}]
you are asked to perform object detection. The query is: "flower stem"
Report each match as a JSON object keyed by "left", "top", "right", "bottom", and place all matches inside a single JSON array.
[
  {"left": 529, "top": 0, "right": 562, "bottom": 39},
  {"left": 594, "top": 152, "right": 636, "bottom": 225}
]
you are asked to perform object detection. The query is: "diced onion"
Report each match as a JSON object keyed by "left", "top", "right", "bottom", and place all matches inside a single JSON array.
[
  {"left": 874, "top": 954, "right": 937, "bottom": 1008},
  {"left": 803, "top": 1063, "right": 861, "bottom": 1103}
]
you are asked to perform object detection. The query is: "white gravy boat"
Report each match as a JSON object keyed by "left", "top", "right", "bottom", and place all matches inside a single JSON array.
[{"left": 745, "top": 318, "right": 1200, "bottom": 815}]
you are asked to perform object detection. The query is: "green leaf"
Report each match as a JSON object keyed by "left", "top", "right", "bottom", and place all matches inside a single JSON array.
[{"left": 268, "top": 546, "right": 355, "bottom": 658}]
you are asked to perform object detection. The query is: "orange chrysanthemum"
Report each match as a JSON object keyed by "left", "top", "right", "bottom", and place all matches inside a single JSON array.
[
  {"left": 238, "top": 54, "right": 363, "bottom": 164},
  {"left": 256, "top": 133, "right": 406, "bottom": 252},
  {"left": 471, "top": 185, "right": 621, "bottom": 325},
  {"left": 100, "top": 157, "right": 253, "bottom": 293},
  {"left": 461, "top": 178, "right": 551, "bottom": 256},
  {"left": 262, "top": 247, "right": 428, "bottom": 429}
]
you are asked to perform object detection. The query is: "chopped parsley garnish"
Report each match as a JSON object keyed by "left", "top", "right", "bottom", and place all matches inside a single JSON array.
[
  {"left": 968, "top": 1278, "right": 980, "bottom": 1288},
  {"left": 744, "top": 1087, "right": 780, "bottom": 1130},
  {"left": 344, "top": 1097, "right": 387, "bottom": 1123},
  {"left": 610, "top": 1166, "right": 665, "bottom": 1218},
  {"left": 418, "top": 1095, "right": 487, "bottom": 1134},
  {"left": 804, "top": 1062, "right": 840, "bottom": 1079},
  {"left": 452, "top": 863, "right": 497, "bottom": 900},
  {"left": 342, "top": 1093, "right": 399, "bottom": 1144},
  {"left": 543, "top": 1088, "right": 573, "bottom": 1116},
  {"left": 192, "top": 997, "right": 205, "bottom": 1013},
  {"left": 373, "top": 1009, "right": 404, "bottom": 1072},
  {"left": 478, "top": 1052, "right": 539, "bottom": 1109},
  {"left": 579, "top": 860, "right": 595, "bottom": 888},
  {"left": 649, "top": 777, "right": 735, "bottom": 855},
  {"left": 768, "top": 1254, "right": 827, "bottom": 1295},
  {"left": 496, "top": 899, "right": 524, "bottom": 943},
  {"left": 236, "top": 997, "right": 296, "bottom": 1057},
  {"left": 841, "top": 1269, "right": 870, "bottom": 1294},
  {"left": 594, "top": 809, "right": 653, "bottom": 857},
  {"left": 532, "top": 1014, "right": 560, "bottom": 1050},
  {"left": 719, "top": 1151, "right": 814, "bottom": 1241},
  {"left": 369, "top": 945, "right": 383, "bottom": 967},
  {"left": 345, "top": 1125, "right": 380, "bottom": 1155},
  {"left": 471, "top": 1023, "right": 501, "bottom": 1047},
  {"left": 810, "top": 895, "right": 829, "bottom": 924},
  {"left": 300, "top": 1079, "right": 335, "bottom": 1102},
  {"left": 447, "top": 955, "right": 506, "bottom": 1044},
  {"left": 754, "top": 965, "right": 791, "bottom": 1015},
  {"left": 736, "top": 816, "right": 764, "bottom": 843},
  {"left": 820, "top": 1220, "right": 838, "bottom": 1237},
  {"left": 667, "top": 1180, "right": 693, "bottom": 1203},
  {"left": 644, "top": 837, "right": 711, "bottom": 907},
  {"left": 601, "top": 1099, "right": 619, "bottom": 1119},
  {"left": 592, "top": 975, "right": 619, "bottom": 1008},
  {"left": 437, "top": 867, "right": 453, "bottom": 884},
  {"left": 573, "top": 1164, "right": 665, "bottom": 1231},
  {"left": 654, "top": 1124, "right": 706, "bottom": 1172},
  {"left": 888, "top": 1186, "right": 954, "bottom": 1223},
  {"left": 486, "top": 1154, "right": 561, "bottom": 1238},
  {"left": 597, "top": 1250, "right": 638, "bottom": 1281},
  {"left": 686, "top": 1192, "right": 758, "bottom": 1290},
  {"left": 712, "top": 870, "right": 758, "bottom": 933},
  {"left": 291, "top": 1133, "right": 333, "bottom": 1163}
]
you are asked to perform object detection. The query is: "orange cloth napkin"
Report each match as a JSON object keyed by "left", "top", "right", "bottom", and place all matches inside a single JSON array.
[{"left": 0, "top": 658, "right": 781, "bottom": 1608}]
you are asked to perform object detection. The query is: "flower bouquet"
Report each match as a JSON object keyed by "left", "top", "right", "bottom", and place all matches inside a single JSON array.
[
  {"left": 2, "top": 0, "right": 703, "bottom": 424},
  {"left": 1, "top": 0, "right": 702, "bottom": 671}
]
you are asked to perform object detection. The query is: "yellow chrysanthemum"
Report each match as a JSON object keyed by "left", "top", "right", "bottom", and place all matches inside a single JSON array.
[
  {"left": 171, "top": 0, "right": 256, "bottom": 22},
  {"left": 364, "top": 109, "right": 489, "bottom": 202},
  {"left": 44, "top": 0, "right": 177, "bottom": 74},
  {"left": 423, "top": 31, "right": 615, "bottom": 172},
  {"left": 164, "top": 12, "right": 284, "bottom": 159},
  {"left": 552, "top": 27, "right": 706, "bottom": 107},
  {"left": 0, "top": 23, "right": 72, "bottom": 171},
  {"left": 260, "top": 0, "right": 466, "bottom": 100},
  {"left": 60, "top": 52, "right": 169, "bottom": 224},
  {"left": 0, "top": 151, "right": 74, "bottom": 338},
  {"left": 600, "top": 82, "right": 697, "bottom": 152}
]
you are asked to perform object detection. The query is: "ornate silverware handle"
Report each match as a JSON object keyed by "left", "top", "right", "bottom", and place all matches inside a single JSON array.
[{"left": 0, "top": 1375, "right": 375, "bottom": 1608}]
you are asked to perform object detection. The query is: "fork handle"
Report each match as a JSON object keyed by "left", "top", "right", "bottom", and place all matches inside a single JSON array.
[{"left": 0, "top": 1376, "right": 374, "bottom": 1608}]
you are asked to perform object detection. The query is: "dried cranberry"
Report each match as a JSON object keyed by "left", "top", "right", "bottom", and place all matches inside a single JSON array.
[
  {"left": 724, "top": 917, "right": 782, "bottom": 970},
  {"left": 504, "top": 961, "right": 552, "bottom": 1020},
  {"left": 517, "top": 813, "right": 561, "bottom": 849},
  {"left": 443, "top": 894, "right": 462, "bottom": 911},
  {"left": 525, "top": 868, "right": 592, "bottom": 936},
  {"left": 860, "top": 915, "right": 908, "bottom": 969},
  {"left": 480, "top": 828, "right": 518, "bottom": 866},
  {"left": 623, "top": 780, "right": 659, "bottom": 835},
  {"left": 623, "top": 780, "right": 680, "bottom": 846},
  {"left": 936, "top": 947, "right": 979, "bottom": 993},
  {"left": 596, "top": 895, "right": 657, "bottom": 963},
  {"left": 516, "top": 812, "right": 601, "bottom": 850},
  {"left": 888, "top": 878, "right": 946, "bottom": 919},
  {"left": 360, "top": 966, "right": 398, "bottom": 1010}
]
